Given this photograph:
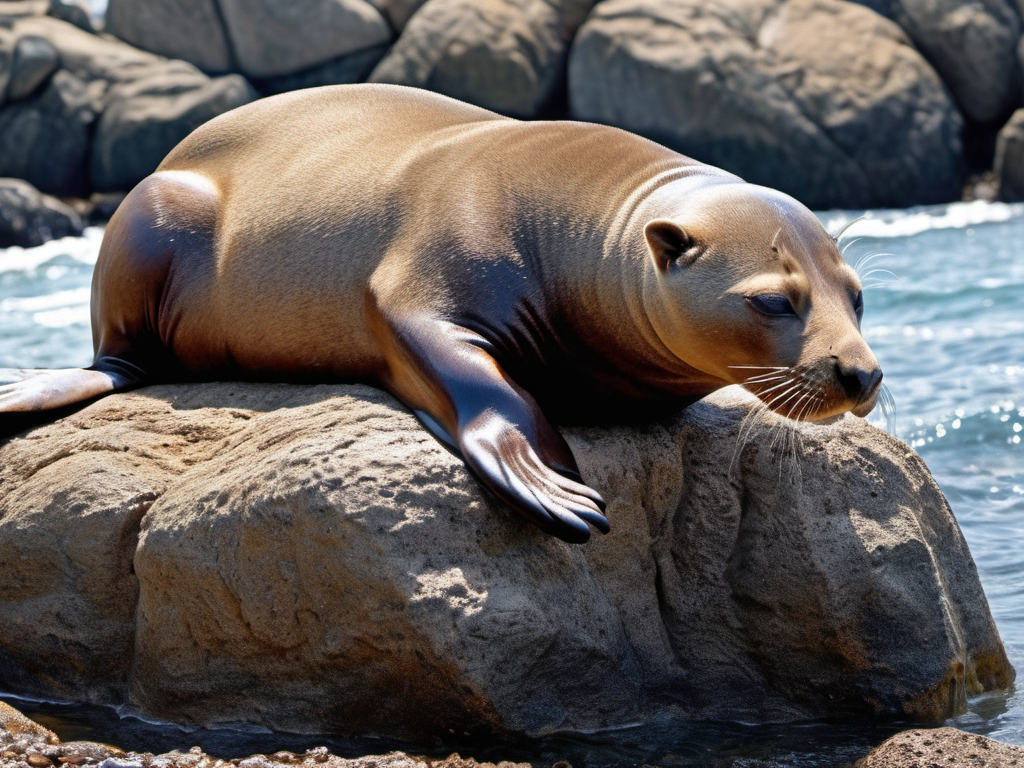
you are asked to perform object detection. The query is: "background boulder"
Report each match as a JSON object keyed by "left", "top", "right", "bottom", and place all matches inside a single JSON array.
[
  {"left": 0, "top": 15, "right": 256, "bottom": 197},
  {"left": 0, "top": 381, "right": 1012, "bottom": 740},
  {"left": 0, "top": 177, "right": 84, "bottom": 247},
  {"left": 855, "top": 0, "right": 1023, "bottom": 125},
  {"left": 369, "top": 0, "right": 596, "bottom": 118},
  {"left": 568, "top": 0, "right": 963, "bottom": 209},
  {"left": 995, "top": 108, "right": 1024, "bottom": 202}
]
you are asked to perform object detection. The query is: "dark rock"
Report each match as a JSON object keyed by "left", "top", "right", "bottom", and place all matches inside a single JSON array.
[
  {"left": 0, "top": 177, "right": 85, "bottom": 246},
  {"left": 371, "top": 0, "right": 430, "bottom": 32},
  {"left": 0, "top": 383, "right": 1012, "bottom": 738},
  {"left": 7, "top": 32, "right": 58, "bottom": 100},
  {"left": 253, "top": 42, "right": 389, "bottom": 95},
  {"left": 46, "top": 0, "right": 93, "bottom": 33},
  {"left": 0, "top": 27, "right": 12, "bottom": 106},
  {"left": 3, "top": 15, "right": 258, "bottom": 194},
  {"left": 995, "top": 108, "right": 1024, "bottom": 202},
  {"left": 91, "top": 67, "right": 257, "bottom": 192},
  {"left": 217, "top": 0, "right": 392, "bottom": 79},
  {"left": 370, "top": 0, "right": 595, "bottom": 119},
  {"left": 853, "top": 0, "right": 1022, "bottom": 124},
  {"left": 855, "top": 727, "right": 1024, "bottom": 767},
  {"left": 0, "top": 68, "right": 95, "bottom": 196},
  {"left": 104, "top": 0, "right": 234, "bottom": 74},
  {"left": 569, "top": 0, "right": 964, "bottom": 210}
]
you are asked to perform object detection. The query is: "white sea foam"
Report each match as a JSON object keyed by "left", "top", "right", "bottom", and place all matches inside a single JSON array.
[
  {"left": 820, "top": 200, "right": 1024, "bottom": 239},
  {"left": 0, "top": 227, "right": 104, "bottom": 275}
]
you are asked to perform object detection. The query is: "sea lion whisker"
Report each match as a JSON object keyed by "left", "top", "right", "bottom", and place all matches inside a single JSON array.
[
  {"left": 729, "top": 400, "right": 770, "bottom": 479},
  {"left": 742, "top": 371, "right": 791, "bottom": 386},
  {"left": 853, "top": 250, "right": 894, "bottom": 271},
  {"left": 832, "top": 215, "right": 866, "bottom": 243}
]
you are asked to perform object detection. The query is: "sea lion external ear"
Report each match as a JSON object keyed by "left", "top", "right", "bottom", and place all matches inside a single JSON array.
[{"left": 644, "top": 220, "right": 694, "bottom": 271}]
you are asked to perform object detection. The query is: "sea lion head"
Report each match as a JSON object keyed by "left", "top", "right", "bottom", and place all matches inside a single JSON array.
[{"left": 642, "top": 181, "right": 882, "bottom": 421}]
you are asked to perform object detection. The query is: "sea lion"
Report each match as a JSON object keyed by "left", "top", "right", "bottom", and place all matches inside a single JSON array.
[{"left": 0, "top": 84, "right": 881, "bottom": 543}]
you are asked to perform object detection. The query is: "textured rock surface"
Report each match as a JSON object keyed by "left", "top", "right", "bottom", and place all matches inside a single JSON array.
[
  {"left": 0, "top": 16, "right": 255, "bottom": 196},
  {"left": 995, "top": 108, "right": 1024, "bottom": 202},
  {"left": 0, "top": 176, "right": 84, "bottom": 247},
  {"left": 568, "top": 0, "right": 963, "bottom": 209},
  {"left": 0, "top": 380, "right": 1013, "bottom": 740},
  {"left": 855, "top": 727, "right": 1024, "bottom": 767},
  {"left": 856, "top": 0, "right": 1022, "bottom": 124},
  {"left": 104, "top": 0, "right": 235, "bottom": 74},
  {"left": 370, "top": 0, "right": 595, "bottom": 118},
  {"left": 91, "top": 68, "right": 256, "bottom": 192},
  {"left": 6, "top": 32, "right": 58, "bottom": 100},
  {"left": 217, "top": 0, "right": 392, "bottom": 79}
]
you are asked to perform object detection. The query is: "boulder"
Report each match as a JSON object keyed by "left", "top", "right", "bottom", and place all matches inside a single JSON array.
[
  {"left": 45, "top": 0, "right": 94, "bottom": 33},
  {"left": 1, "top": 16, "right": 257, "bottom": 194},
  {"left": 0, "top": 27, "right": 12, "bottom": 106},
  {"left": 855, "top": 727, "right": 1024, "bottom": 767},
  {"left": 0, "top": 380, "right": 1013, "bottom": 741},
  {"left": 995, "top": 108, "right": 1024, "bottom": 202},
  {"left": 252, "top": 42, "right": 389, "bottom": 96},
  {"left": 0, "top": 68, "right": 95, "bottom": 197},
  {"left": 217, "top": 0, "right": 392, "bottom": 79},
  {"left": 369, "top": 0, "right": 596, "bottom": 118},
  {"left": 568, "top": 0, "right": 963, "bottom": 210},
  {"left": 0, "top": 176, "right": 85, "bottom": 246},
  {"left": 854, "top": 0, "right": 1022, "bottom": 124},
  {"left": 370, "top": 0, "right": 430, "bottom": 32},
  {"left": 6, "top": 32, "right": 58, "bottom": 100},
  {"left": 104, "top": 0, "right": 235, "bottom": 74},
  {"left": 91, "top": 67, "right": 257, "bottom": 192}
]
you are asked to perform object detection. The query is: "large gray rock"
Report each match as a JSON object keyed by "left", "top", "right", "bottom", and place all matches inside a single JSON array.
[
  {"left": 995, "top": 108, "right": 1024, "bottom": 202},
  {"left": 855, "top": 0, "right": 1022, "bottom": 124},
  {"left": 104, "top": 0, "right": 235, "bottom": 74},
  {"left": 370, "top": 0, "right": 596, "bottom": 118},
  {"left": 0, "top": 381, "right": 1013, "bottom": 740},
  {"left": 0, "top": 176, "right": 84, "bottom": 246},
  {"left": 568, "top": 0, "right": 963, "bottom": 209},
  {"left": 218, "top": 0, "right": 392, "bottom": 79}
]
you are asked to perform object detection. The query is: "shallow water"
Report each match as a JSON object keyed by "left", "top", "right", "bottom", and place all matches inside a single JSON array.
[{"left": 1, "top": 202, "right": 1022, "bottom": 765}]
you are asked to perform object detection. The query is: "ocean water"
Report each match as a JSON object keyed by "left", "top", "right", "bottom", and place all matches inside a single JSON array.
[{"left": 0, "top": 202, "right": 1022, "bottom": 765}]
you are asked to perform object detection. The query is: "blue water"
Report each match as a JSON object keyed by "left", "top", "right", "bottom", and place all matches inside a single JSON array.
[{"left": 1, "top": 202, "right": 1022, "bottom": 764}]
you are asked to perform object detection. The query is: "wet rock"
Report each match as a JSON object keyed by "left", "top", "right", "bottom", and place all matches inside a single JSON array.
[
  {"left": 369, "top": 0, "right": 596, "bottom": 118},
  {"left": 104, "top": 0, "right": 234, "bottom": 74},
  {"left": 0, "top": 176, "right": 85, "bottom": 246},
  {"left": 995, "top": 108, "right": 1024, "bottom": 202},
  {"left": 7, "top": 32, "right": 58, "bottom": 100},
  {"left": 855, "top": 726, "right": 1024, "bottom": 767},
  {"left": 46, "top": 0, "right": 93, "bottom": 33},
  {"left": 568, "top": 0, "right": 963, "bottom": 209},
  {"left": 0, "top": 382, "right": 1013, "bottom": 739},
  {"left": 854, "top": 0, "right": 1022, "bottom": 124}
]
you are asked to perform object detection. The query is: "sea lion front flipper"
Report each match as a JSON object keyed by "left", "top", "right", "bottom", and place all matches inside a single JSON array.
[{"left": 386, "top": 316, "right": 608, "bottom": 543}]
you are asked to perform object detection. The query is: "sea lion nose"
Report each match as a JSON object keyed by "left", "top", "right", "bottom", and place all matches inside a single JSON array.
[{"left": 836, "top": 362, "right": 883, "bottom": 403}]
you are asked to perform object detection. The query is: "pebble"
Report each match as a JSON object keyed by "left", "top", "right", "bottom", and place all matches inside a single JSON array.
[{"left": 26, "top": 754, "right": 53, "bottom": 767}]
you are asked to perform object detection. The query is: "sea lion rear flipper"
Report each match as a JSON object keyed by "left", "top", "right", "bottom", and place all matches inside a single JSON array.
[{"left": 387, "top": 316, "right": 608, "bottom": 543}]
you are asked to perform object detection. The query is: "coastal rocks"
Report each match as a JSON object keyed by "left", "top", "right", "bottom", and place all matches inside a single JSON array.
[
  {"left": 369, "top": 0, "right": 595, "bottom": 118},
  {"left": 104, "top": 0, "right": 393, "bottom": 80},
  {"left": 104, "top": 0, "right": 235, "bottom": 74},
  {"left": 0, "top": 16, "right": 256, "bottom": 197},
  {"left": 995, "top": 109, "right": 1024, "bottom": 202},
  {"left": 857, "top": 0, "right": 1022, "bottom": 124},
  {"left": 0, "top": 382, "right": 1013, "bottom": 739},
  {"left": 0, "top": 177, "right": 84, "bottom": 247},
  {"left": 855, "top": 727, "right": 1024, "bottom": 767},
  {"left": 568, "top": 0, "right": 963, "bottom": 209}
]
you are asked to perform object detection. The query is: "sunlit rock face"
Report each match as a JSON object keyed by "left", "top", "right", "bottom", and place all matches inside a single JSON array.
[{"left": 0, "top": 381, "right": 1013, "bottom": 740}]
